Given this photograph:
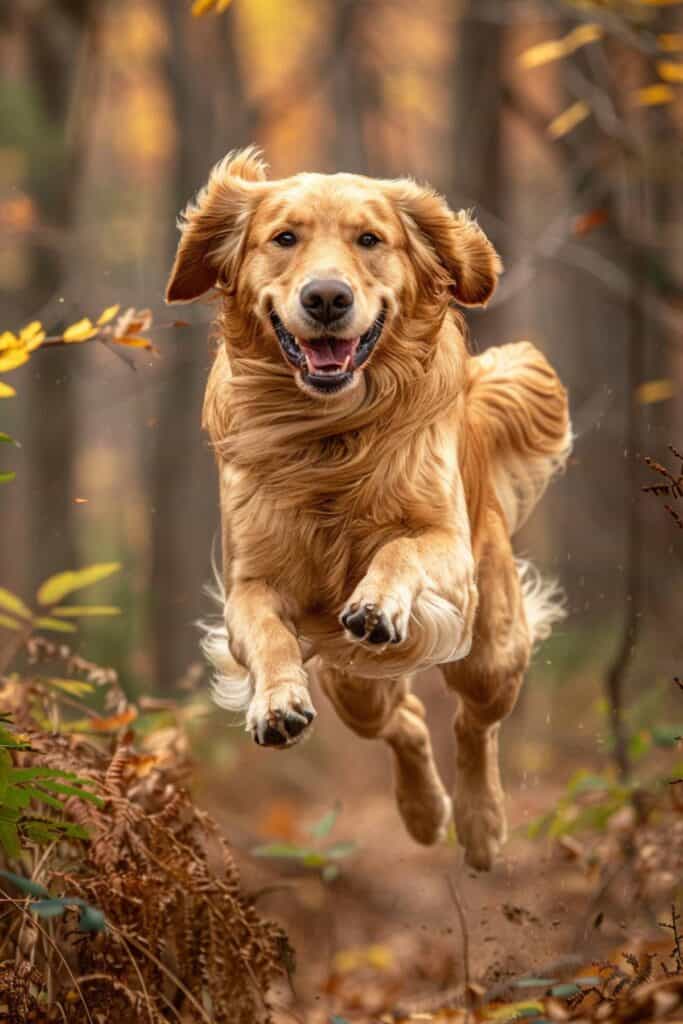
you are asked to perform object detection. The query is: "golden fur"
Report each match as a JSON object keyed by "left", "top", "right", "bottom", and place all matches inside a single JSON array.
[{"left": 167, "top": 148, "right": 571, "bottom": 870}]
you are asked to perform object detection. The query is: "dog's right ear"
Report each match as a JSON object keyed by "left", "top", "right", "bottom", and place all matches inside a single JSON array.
[{"left": 165, "top": 147, "right": 269, "bottom": 304}]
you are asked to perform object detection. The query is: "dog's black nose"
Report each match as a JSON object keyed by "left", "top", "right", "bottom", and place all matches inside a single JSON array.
[{"left": 300, "top": 279, "right": 354, "bottom": 325}]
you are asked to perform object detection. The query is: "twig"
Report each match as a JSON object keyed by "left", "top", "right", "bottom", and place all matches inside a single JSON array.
[{"left": 447, "top": 868, "right": 475, "bottom": 1017}]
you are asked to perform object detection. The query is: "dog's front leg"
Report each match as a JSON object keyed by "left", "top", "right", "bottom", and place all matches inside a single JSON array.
[
  {"left": 227, "top": 580, "right": 315, "bottom": 747},
  {"left": 340, "top": 528, "right": 477, "bottom": 659}
]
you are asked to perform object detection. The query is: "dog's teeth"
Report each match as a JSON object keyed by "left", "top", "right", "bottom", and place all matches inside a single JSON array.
[{"left": 341, "top": 355, "right": 351, "bottom": 372}]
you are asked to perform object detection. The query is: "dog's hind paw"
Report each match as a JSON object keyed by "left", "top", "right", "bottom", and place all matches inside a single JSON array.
[{"left": 247, "top": 682, "right": 316, "bottom": 748}]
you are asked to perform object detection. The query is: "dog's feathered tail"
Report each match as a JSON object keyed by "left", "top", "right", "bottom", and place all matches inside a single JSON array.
[
  {"left": 467, "top": 342, "right": 571, "bottom": 648},
  {"left": 516, "top": 558, "right": 566, "bottom": 648},
  {"left": 466, "top": 341, "right": 572, "bottom": 536},
  {"left": 198, "top": 569, "right": 254, "bottom": 714}
]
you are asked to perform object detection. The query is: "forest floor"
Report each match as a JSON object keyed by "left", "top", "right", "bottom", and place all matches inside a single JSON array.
[{"left": 198, "top": 669, "right": 668, "bottom": 1023}]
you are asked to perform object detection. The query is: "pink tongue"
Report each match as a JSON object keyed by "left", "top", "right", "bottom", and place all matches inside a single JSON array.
[{"left": 303, "top": 338, "right": 353, "bottom": 370}]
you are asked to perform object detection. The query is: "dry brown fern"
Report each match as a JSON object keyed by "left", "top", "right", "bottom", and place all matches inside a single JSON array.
[{"left": 0, "top": 656, "right": 290, "bottom": 1023}]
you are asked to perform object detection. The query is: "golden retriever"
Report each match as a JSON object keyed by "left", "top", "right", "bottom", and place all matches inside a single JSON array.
[{"left": 166, "top": 147, "right": 571, "bottom": 870}]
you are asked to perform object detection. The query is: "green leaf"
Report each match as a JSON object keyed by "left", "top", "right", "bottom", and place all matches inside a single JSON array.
[
  {"left": 252, "top": 842, "right": 316, "bottom": 861},
  {"left": 0, "top": 869, "right": 49, "bottom": 897},
  {"left": 37, "top": 562, "right": 121, "bottom": 606},
  {"left": 0, "top": 471, "right": 16, "bottom": 484},
  {"left": 33, "top": 617, "right": 77, "bottom": 633},
  {"left": 325, "top": 841, "right": 357, "bottom": 860},
  {"left": 0, "top": 819, "right": 20, "bottom": 858},
  {"left": 0, "top": 612, "right": 22, "bottom": 631},
  {"left": 78, "top": 904, "right": 106, "bottom": 932},
  {"left": 550, "top": 983, "right": 581, "bottom": 998},
  {"left": 32, "top": 898, "right": 70, "bottom": 919},
  {"left": 32, "top": 896, "right": 106, "bottom": 933},
  {"left": 307, "top": 805, "right": 339, "bottom": 839},
  {"left": 51, "top": 605, "right": 121, "bottom": 617},
  {"left": 43, "top": 678, "right": 95, "bottom": 697},
  {"left": 0, "top": 588, "right": 32, "bottom": 621},
  {"left": 652, "top": 724, "right": 683, "bottom": 748},
  {"left": 322, "top": 863, "right": 340, "bottom": 882},
  {"left": 301, "top": 852, "right": 326, "bottom": 868},
  {"left": 513, "top": 978, "right": 557, "bottom": 989},
  {"left": 0, "top": 432, "right": 19, "bottom": 447},
  {"left": 32, "top": 779, "right": 102, "bottom": 807}
]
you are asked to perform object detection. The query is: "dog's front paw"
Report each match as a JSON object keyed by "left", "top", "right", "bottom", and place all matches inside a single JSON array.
[
  {"left": 340, "top": 587, "right": 411, "bottom": 647},
  {"left": 247, "top": 682, "right": 316, "bottom": 748}
]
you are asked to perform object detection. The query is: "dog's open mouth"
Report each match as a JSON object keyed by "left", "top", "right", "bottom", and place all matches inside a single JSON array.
[{"left": 270, "top": 309, "right": 386, "bottom": 394}]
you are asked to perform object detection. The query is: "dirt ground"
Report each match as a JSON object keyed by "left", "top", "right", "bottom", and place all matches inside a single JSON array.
[{"left": 198, "top": 668, "right": 648, "bottom": 1023}]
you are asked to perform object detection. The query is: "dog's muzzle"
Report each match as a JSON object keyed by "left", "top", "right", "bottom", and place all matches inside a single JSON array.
[{"left": 270, "top": 308, "right": 386, "bottom": 395}]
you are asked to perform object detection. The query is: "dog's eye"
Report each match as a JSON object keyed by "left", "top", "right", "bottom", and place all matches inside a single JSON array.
[
  {"left": 272, "top": 231, "right": 297, "bottom": 247},
  {"left": 357, "top": 232, "right": 381, "bottom": 248}
]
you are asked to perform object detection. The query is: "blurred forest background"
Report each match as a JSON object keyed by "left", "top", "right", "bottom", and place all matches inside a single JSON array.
[{"left": 1, "top": 1, "right": 683, "bottom": 1016}]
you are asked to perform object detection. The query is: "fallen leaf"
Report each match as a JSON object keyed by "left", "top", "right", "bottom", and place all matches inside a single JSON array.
[
  {"left": 0, "top": 382, "right": 16, "bottom": 398},
  {"left": 548, "top": 101, "right": 590, "bottom": 139}
]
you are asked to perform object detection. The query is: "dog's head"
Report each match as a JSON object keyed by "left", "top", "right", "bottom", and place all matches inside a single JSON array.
[{"left": 166, "top": 147, "right": 502, "bottom": 398}]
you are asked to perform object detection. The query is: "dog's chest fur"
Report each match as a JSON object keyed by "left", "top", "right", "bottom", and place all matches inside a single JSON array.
[{"left": 224, "top": 418, "right": 457, "bottom": 616}]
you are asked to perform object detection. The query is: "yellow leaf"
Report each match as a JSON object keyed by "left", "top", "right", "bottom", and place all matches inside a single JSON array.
[
  {"left": 216, "top": 0, "right": 233, "bottom": 9},
  {"left": 113, "top": 335, "right": 156, "bottom": 351},
  {"left": 0, "top": 588, "right": 32, "bottom": 621},
  {"left": 548, "top": 101, "right": 590, "bottom": 138},
  {"left": 0, "top": 332, "right": 20, "bottom": 352},
  {"left": 632, "top": 83, "right": 675, "bottom": 106},
  {"left": 519, "top": 24, "right": 603, "bottom": 69},
  {"left": 657, "top": 60, "right": 683, "bottom": 82},
  {"left": 62, "top": 318, "right": 98, "bottom": 343},
  {"left": 19, "top": 321, "right": 45, "bottom": 351},
  {"left": 44, "top": 678, "right": 95, "bottom": 697},
  {"left": 0, "top": 382, "right": 16, "bottom": 398},
  {"left": 97, "top": 303, "right": 120, "bottom": 325},
  {"left": 658, "top": 33, "right": 683, "bottom": 52},
  {"left": 0, "top": 348, "right": 29, "bottom": 372},
  {"left": 191, "top": 0, "right": 216, "bottom": 14},
  {"left": 33, "top": 616, "right": 77, "bottom": 634},
  {"left": 636, "top": 378, "right": 675, "bottom": 404},
  {"left": 0, "top": 612, "right": 23, "bottom": 631},
  {"left": 52, "top": 605, "right": 121, "bottom": 617},
  {"left": 37, "top": 562, "right": 121, "bottom": 606}
]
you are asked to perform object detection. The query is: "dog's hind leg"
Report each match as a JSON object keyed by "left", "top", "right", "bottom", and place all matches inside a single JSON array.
[
  {"left": 441, "top": 509, "right": 532, "bottom": 871},
  {"left": 317, "top": 666, "right": 451, "bottom": 845}
]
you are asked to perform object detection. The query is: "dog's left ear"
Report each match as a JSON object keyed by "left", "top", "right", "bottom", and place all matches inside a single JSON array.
[
  {"left": 387, "top": 181, "right": 502, "bottom": 307},
  {"left": 166, "top": 146, "right": 269, "bottom": 304}
]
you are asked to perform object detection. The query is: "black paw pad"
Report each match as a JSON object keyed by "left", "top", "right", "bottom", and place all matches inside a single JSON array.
[
  {"left": 341, "top": 603, "right": 397, "bottom": 644},
  {"left": 253, "top": 707, "right": 316, "bottom": 747}
]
